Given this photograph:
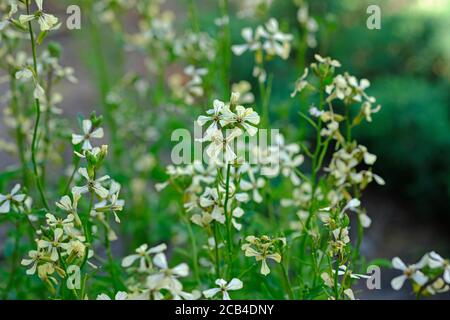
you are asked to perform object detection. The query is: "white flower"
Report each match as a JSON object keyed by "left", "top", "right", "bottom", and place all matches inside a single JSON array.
[
  {"left": 309, "top": 106, "right": 323, "bottom": 118},
  {"left": 97, "top": 291, "right": 128, "bottom": 300},
  {"left": 15, "top": 68, "right": 33, "bottom": 80},
  {"left": 71, "top": 119, "right": 104, "bottom": 151},
  {"left": 55, "top": 193, "right": 80, "bottom": 213},
  {"left": 334, "top": 265, "right": 370, "bottom": 280},
  {"left": 206, "top": 128, "right": 242, "bottom": 163},
  {"left": 314, "top": 54, "right": 341, "bottom": 68},
  {"left": 191, "top": 211, "right": 214, "bottom": 227},
  {"left": 147, "top": 253, "right": 189, "bottom": 294},
  {"left": 361, "top": 101, "right": 381, "bottom": 122},
  {"left": 214, "top": 15, "right": 229, "bottom": 27},
  {"left": 197, "top": 99, "right": 227, "bottom": 140},
  {"left": 343, "top": 288, "right": 356, "bottom": 300},
  {"left": 279, "top": 149, "right": 304, "bottom": 186},
  {"left": 391, "top": 257, "right": 428, "bottom": 290},
  {"left": 427, "top": 277, "right": 450, "bottom": 295},
  {"left": 231, "top": 208, "right": 246, "bottom": 231},
  {"left": 232, "top": 27, "right": 262, "bottom": 56},
  {"left": 199, "top": 187, "right": 225, "bottom": 224},
  {"left": 64, "top": 240, "right": 86, "bottom": 259},
  {"left": 252, "top": 65, "right": 267, "bottom": 83},
  {"left": 94, "top": 181, "right": 125, "bottom": 223},
  {"left": 239, "top": 169, "right": 265, "bottom": 203},
  {"left": 342, "top": 198, "right": 360, "bottom": 212},
  {"left": 72, "top": 168, "right": 110, "bottom": 199},
  {"left": 291, "top": 68, "right": 309, "bottom": 97},
  {"left": 55, "top": 193, "right": 81, "bottom": 225},
  {"left": 21, "top": 250, "right": 43, "bottom": 275},
  {"left": 121, "top": 243, "right": 167, "bottom": 271},
  {"left": 332, "top": 227, "right": 350, "bottom": 245},
  {"left": 19, "top": 0, "right": 60, "bottom": 32},
  {"left": 241, "top": 236, "right": 284, "bottom": 276},
  {"left": 231, "top": 81, "right": 255, "bottom": 104},
  {"left": 428, "top": 252, "right": 450, "bottom": 283},
  {"left": 221, "top": 105, "right": 260, "bottom": 136},
  {"left": 203, "top": 278, "right": 243, "bottom": 300},
  {"left": 45, "top": 213, "right": 75, "bottom": 235},
  {"left": 37, "top": 228, "right": 65, "bottom": 261},
  {"left": 0, "top": 184, "right": 26, "bottom": 213},
  {"left": 258, "top": 18, "right": 293, "bottom": 59},
  {"left": 184, "top": 65, "right": 208, "bottom": 101}
]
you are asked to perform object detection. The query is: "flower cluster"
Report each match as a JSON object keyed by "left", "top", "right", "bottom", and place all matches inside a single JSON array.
[
  {"left": 391, "top": 252, "right": 450, "bottom": 296},
  {"left": 121, "top": 243, "right": 198, "bottom": 300},
  {"left": 169, "top": 65, "right": 208, "bottom": 105},
  {"left": 241, "top": 235, "right": 286, "bottom": 276},
  {"left": 325, "top": 143, "right": 385, "bottom": 191},
  {"left": 197, "top": 92, "right": 260, "bottom": 162},
  {"left": 233, "top": 18, "right": 293, "bottom": 82},
  {"left": 296, "top": 3, "right": 318, "bottom": 48}
]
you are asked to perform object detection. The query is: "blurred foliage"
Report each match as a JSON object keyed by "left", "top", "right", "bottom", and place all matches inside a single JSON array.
[
  {"left": 321, "top": 0, "right": 450, "bottom": 220},
  {"left": 229, "top": 0, "right": 450, "bottom": 221}
]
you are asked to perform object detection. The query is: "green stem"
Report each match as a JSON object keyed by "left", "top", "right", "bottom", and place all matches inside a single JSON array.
[
  {"left": 64, "top": 157, "right": 80, "bottom": 195},
  {"left": 104, "top": 224, "right": 120, "bottom": 291},
  {"left": 280, "top": 262, "right": 294, "bottom": 300},
  {"left": 185, "top": 214, "right": 201, "bottom": 286},
  {"left": 80, "top": 191, "right": 94, "bottom": 270},
  {"left": 26, "top": 0, "right": 49, "bottom": 210},
  {"left": 259, "top": 71, "right": 273, "bottom": 128},
  {"left": 345, "top": 103, "right": 351, "bottom": 142},
  {"left": 298, "top": 78, "right": 325, "bottom": 273},
  {"left": 219, "top": 0, "right": 231, "bottom": 99},
  {"left": 2, "top": 222, "right": 21, "bottom": 299},
  {"left": 41, "top": 69, "right": 54, "bottom": 185},
  {"left": 333, "top": 261, "right": 340, "bottom": 299},
  {"left": 212, "top": 223, "right": 221, "bottom": 279},
  {"left": 223, "top": 163, "right": 233, "bottom": 272}
]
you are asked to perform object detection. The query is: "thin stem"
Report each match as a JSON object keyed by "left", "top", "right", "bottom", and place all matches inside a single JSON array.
[
  {"left": 41, "top": 69, "right": 54, "bottom": 184},
  {"left": 26, "top": 0, "right": 49, "bottom": 210},
  {"left": 212, "top": 222, "right": 221, "bottom": 279},
  {"left": 80, "top": 191, "right": 94, "bottom": 270},
  {"left": 298, "top": 78, "right": 325, "bottom": 273},
  {"left": 103, "top": 224, "right": 120, "bottom": 291},
  {"left": 64, "top": 157, "right": 80, "bottom": 195},
  {"left": 185, "top": 213, "right": 201, "bottom": 286},
  {"left": 280, "top": 262, "right": 294, "bottom": 300},
  {"left": 2, "top": 222, "right": 21, "bottom": 299},
  {"left": 223, "top": 163, "right": 233, "bottom": 271},
  {"left": 219, "top": 0, "right": 231, "bottom": 99},
  {"left": 345, "top": 103, "right": 352, "bottom": 142},
  {"left": 259, "top": 72, "right": 273, "bottom": 128}
]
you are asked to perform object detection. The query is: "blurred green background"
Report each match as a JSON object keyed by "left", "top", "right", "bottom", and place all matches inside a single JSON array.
[{"left": 226, "top": 0, "right": 450, "bottom": 224}]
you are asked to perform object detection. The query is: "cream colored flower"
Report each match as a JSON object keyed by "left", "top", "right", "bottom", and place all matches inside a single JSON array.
[
  {"left": 203, "top": 278, "right": 243, "bottom": 300},
  {"left": 0, "top": 184, "right": 26, "bottom": 213},
  {"left": 72, "top": 168, "right": 110, "bottom": 199},
  {"left": 72, "top": 119, "right": 104, "bottom": 151},
  {"left": 19, "top": 0, "right": 60, "bottom": 32}
]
